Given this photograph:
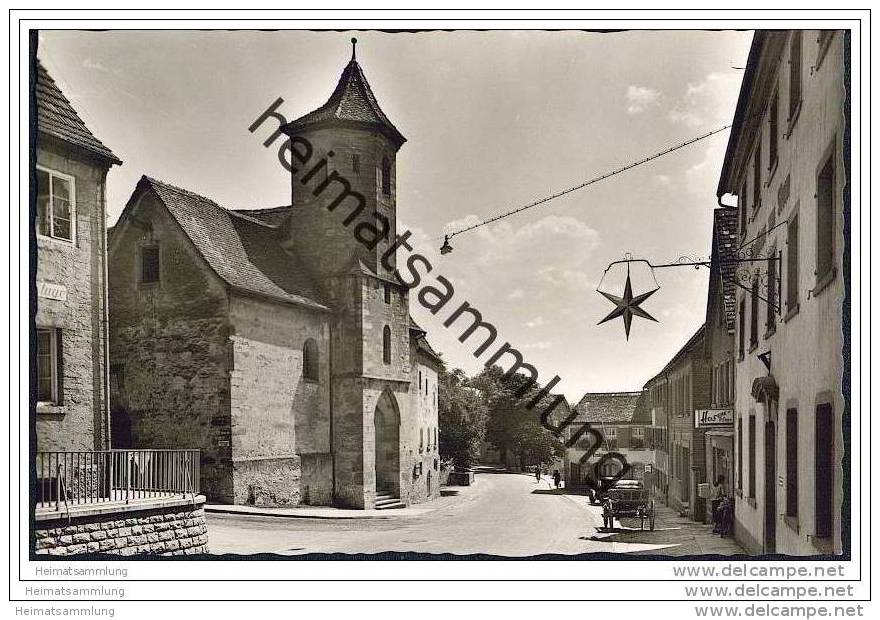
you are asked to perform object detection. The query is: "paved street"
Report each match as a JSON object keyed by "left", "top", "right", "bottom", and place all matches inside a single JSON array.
[{"left": 208, "top": 471, "right": 747, "bottom": 557}]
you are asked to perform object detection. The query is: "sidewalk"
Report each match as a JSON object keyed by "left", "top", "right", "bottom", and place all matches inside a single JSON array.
[
  {"left": 205, "top": 482, "right": 478, "bottom": 520},
  {"left": 562, "top": 492, "right": 748, "bottom": 556}
]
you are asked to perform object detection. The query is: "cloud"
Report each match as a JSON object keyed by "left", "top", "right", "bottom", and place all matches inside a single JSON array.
[
  {"left": 525, "top": 316, "right": 545, "bottom": 328},
  {"left": 521, "top": 341, "right": 552, "bottom": 350},
  {"left": 626, "top": 85, "right": 662, "bottom": 115},
  {"left": 82, "top": 57, "right": 120, "bottom": 75},
  {"left": 668, "top": 72, "right": 742, "bottom": 129},
  {"left": 652, "top": 174, "right": 674, "bottom": 189},
  {"left": 684, "top": 140, "right": 728, "bottom": 196},
  {"left": 507, "top": 288, "right": 525, "bottom": 300},
  {"left": 536, "top": 266, "right": 598, "bottom": 292}
]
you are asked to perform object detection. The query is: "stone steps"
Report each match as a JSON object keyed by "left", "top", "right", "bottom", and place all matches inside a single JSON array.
[{"left": 375, "top": 490, "right": 405, "bottom": 510}]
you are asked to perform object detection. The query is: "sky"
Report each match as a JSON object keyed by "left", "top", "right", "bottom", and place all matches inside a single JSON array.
[{"left": 38, "top": 29, "right": 753, "bottom": 403}]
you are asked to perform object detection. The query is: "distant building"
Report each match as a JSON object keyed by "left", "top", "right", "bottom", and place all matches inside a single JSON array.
[
  {"left": 108, "top": 47, "right": 443, "bottom": 509},
  {"left": 643, "top": 376, "right": 669, "bottom": 501},
  {"left": 716, "top": 30, "right": 848, "bottom": 555},
  {"left": 644, "top": 327, "right": 710, "bottom": 520},
  {"left": 701, "top": 208, "right": 738, "bottom": 522},
  {"left": 563, "top": 391, "right": 652, "bottom": 488}
]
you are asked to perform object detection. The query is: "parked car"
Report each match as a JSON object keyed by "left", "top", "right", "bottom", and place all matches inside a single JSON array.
[
  {"left": 601, "top": 479, "right": 655, "bottom": 531},
  {"left": 589, "top": 477, "right": 642, "bottom": 505}
]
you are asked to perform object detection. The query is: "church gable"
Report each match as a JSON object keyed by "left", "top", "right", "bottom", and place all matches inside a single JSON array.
[{"left": 126, "top": 176, "right": 329, "bottom": 313}]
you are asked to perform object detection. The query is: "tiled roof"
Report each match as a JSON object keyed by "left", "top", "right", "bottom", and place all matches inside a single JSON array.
[
  {"left": 232, "top": 205, "right": 293, "bottom": 227},
  {"left": 535, "top": 394, "right": 572, "bottom": 426},
  {"left": 408, "top": 316, "right": 443, "bottom": 365},
  {"left": 282, "top": 58, "right": 405, "bottom": 147},
  {"left": 714, "top": 207, "right": 739, "bottom": 332},
  {"left": 416, "top": 336, "right": 443, "bottom": 365},
  {"left": 138, "top": 176, "right": 328, "bottom": 311},
  {"left": 35, "top": 60, "right": 122, "bottom": 165},
  {"left": 574, "top": 391, "right": 650, "bottom": 425}
]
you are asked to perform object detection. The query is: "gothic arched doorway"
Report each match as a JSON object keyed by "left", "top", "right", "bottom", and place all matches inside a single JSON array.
[{"left": 374, "top": 390, "right": 400, "bottom": 496}]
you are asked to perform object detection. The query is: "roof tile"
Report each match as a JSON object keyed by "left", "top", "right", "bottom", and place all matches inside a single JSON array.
[
  {"left": 282, "top": 59, "right": 405, "bottom": 147},
  {"left": 36, "top": 60, "right": 122, "bottom": 165},
  {"left": 574, "top": 391, "right": 651, "bottom": 425},
  {"left": 140, "top": 176, "right": 328, "bottom": 311}
]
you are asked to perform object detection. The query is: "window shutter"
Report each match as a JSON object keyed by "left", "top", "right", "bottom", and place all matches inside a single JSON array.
[
  {"left": 55, "top": 328, "right": 64, "bottom": 405},
  {"left": 815, "top": 404, "right": 834, "bottom": 537}
]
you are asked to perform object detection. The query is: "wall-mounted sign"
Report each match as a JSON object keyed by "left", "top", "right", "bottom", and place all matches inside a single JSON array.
[
  {"left": 37, "top": 281, "right": 67, "bottom": 301},
  {"left": 695, "top": 408, "right": 734, "bottom": 427}
]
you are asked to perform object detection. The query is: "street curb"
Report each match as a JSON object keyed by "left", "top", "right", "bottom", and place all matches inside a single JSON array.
[
  {"left": 205, "top": 505, "right": 400, "bottom": 520},
  {"left": 204, "top": 485, "right": 475, "bottom": 520}
]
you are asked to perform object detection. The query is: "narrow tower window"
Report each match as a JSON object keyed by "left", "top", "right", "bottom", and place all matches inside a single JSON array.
[
  {"left": 381, "top": 156, "right": 391, "bottom": 196},
  {"left": 382, "top": 326, "right": 391, "bottom": 364},
  {"left": 302, "top": 338, "right": 319, "bottom": 381}
]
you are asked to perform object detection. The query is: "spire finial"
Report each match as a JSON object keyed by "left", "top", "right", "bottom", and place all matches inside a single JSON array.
[{"left": 351, "top": 37, "right": 357, "bottom": 60}]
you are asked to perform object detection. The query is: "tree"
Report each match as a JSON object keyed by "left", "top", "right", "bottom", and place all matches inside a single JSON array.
[
  {"left": 476, "top": 366, "right": 564, "bottom": 468},
  {"left": 438, "top": 368, "right": 486, "bottom": 469}
]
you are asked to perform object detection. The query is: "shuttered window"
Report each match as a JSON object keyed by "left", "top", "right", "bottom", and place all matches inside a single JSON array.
[
  {"left": 815, "top": 404, "right": 834, "bottom": 537},
  {"left": 789, "top": 32, "right": 803, "bottom": 122},
  {"left": 786, "top": 213, "right": 800, "bottom": 312},
  {"left": 816, "top": 151, "right": 836, "bottom": 281},
  {"left": 785, "top": 408, "right": 798, "bottom": 517},
  {"left": 748, "top": 415, "right": 756, "bottom": 498}
]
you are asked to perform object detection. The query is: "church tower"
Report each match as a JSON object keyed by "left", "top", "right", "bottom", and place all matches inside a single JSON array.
[
  {"left": 281, "top": 38, "right": 405, "bottom": 282},
  {"left": 281, "top": 40, "right": 416, "bottom": 509}
]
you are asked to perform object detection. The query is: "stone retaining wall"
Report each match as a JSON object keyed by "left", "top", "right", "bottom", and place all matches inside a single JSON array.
[{"left": 34, "top": 496, "right": 208, "bottom": 557}]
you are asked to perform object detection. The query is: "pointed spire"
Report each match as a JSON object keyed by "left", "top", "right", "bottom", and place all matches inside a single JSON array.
[{"left": 280, "top": 39, "right": 406, "bottom": 148}]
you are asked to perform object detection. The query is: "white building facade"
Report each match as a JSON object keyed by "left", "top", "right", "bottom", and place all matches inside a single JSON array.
[{"left": 717, "top": 30, "right": 848, "bottom": 555}]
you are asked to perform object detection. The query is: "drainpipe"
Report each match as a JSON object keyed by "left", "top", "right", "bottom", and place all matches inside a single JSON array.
[{"left": 100, "top": 170, "right": 111, "bottom": 451}]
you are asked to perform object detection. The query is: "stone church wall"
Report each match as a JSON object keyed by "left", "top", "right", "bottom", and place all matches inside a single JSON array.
[
  {"left": 227, "top": 294, "right": 331, "bottom": 505},
  {"left": 408, "top": 355, "right": 442, "bottom": 504},
  {"left": 108, "top": 194, "right": 234, "bottom": 502}
]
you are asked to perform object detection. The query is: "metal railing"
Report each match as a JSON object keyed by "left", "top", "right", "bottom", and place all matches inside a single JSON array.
[{"left": 35, "top": 449, "right": 200, "bottom": 512}]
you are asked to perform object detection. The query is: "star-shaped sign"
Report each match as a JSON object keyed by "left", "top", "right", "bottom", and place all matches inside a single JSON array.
[{"left": 597, "top": 273, "right": 659, "bottom": 340}]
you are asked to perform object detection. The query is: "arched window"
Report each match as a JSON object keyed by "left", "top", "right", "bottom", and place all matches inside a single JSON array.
[
  {"left": 302, "top": 338, "right": 319, "bottom": 381},
  {"left": 382, "top": 326, "right": 391, "bottom": 364},
  {"left": 381, "top": 156, "right": 391, "bottom": 195},
  {"left": 419, "top": 428, "right": 424, "bottom": 452}
]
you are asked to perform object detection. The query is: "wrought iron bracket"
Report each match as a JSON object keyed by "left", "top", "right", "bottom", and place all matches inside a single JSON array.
[{"left": 601, "top": 254, "right": 783, "bottom": 316}]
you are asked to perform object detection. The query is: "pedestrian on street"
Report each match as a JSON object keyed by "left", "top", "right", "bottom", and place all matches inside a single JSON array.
[
  {"left": 553, "top": 469, "right": 561, "bottom": 489},
  {"left": 711, "top": 475, "right": 729, "bottom": 533},
  {"left": 535, "top": 464, "right": 541, "bottom": 482}
]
